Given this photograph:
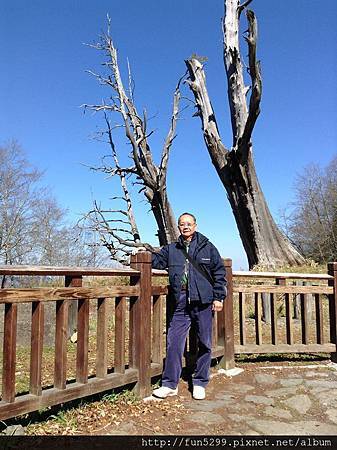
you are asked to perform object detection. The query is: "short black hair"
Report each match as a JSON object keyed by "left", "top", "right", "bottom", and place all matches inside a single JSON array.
[{"left": 178, "top": 212, "right": 197, "bottom": 224}]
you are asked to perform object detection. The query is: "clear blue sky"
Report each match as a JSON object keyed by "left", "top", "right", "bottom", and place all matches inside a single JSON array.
[{"left": 1, "top": 0, "right": 336, "bottom": 269}]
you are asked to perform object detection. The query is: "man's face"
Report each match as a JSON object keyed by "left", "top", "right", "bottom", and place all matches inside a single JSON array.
[{"left": 178, "top": 214, "right": 197, "bottom": 241}]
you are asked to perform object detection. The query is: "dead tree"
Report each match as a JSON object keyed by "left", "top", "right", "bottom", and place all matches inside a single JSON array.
[
  {"left": 83, "top": 19, "right": 180, "bottom": 246},
  {"left": 185, "top": 0, "right": 304, "bottom": 269},
  {"left": 82, "top": 118, "right": 157, "bottom": 264}
]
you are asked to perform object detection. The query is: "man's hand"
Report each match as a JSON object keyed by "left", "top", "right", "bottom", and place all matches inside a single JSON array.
[{"left": 212, "top": 300, "right": 223, "bottom": 312}]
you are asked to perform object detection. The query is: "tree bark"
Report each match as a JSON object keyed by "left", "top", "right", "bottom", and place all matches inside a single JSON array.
[
  {"left": 146, "top": 189, "right": 179, "bottom": 246},
  {"left": 185, "top": 0, "right": 305, "bottom": 269},
  {"left": 223, "top": 150, "right": 305, "bottom": 268}
]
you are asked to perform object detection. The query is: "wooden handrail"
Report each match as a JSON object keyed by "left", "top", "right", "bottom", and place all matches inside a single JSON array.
[
  {"left": 0, "top": 265, "right": 140, "bottom": 276},
  {"left": 0, "top": 264, "right": 332, "bottom": 279},
  {"left": 233, "top": 270, "right": 333, "bottom": 280},
  {"left": 153, "top": 268, "right": 333, "bottom": 280},
  {"left": 233, "top": 285, "right": 333, "bottom": 294},
  {"left": 0, "top": 286, "right": 140, "bottom": 303}
]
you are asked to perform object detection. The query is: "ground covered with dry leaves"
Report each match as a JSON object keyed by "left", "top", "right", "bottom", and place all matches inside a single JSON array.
[
  {"left": 23, "top": 354, "right": 330, "bottom": 436},
  {"left": 25, "top": 390, "right": 186, "bottom": 435}
]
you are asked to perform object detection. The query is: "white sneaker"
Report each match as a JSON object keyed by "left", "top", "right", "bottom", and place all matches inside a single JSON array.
[
  {"left": 152, "top": 386, "right": 178, "bottom": 399},
  {"left": 193, "top": 385, "right": 206, "bottom": 400}
]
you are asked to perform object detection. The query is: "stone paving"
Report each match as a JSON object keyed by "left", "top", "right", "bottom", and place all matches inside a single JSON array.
[
  {"left": 106, "top": 361, "right": 337, "bottom": 435},
  {"left": 185, "top": 362, "right": 337, "bottom": 435}
]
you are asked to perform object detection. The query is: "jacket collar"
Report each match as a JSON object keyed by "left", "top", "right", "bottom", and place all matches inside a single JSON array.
[{"left": 177, "top": 231, "right": 209, "bottom": 249}]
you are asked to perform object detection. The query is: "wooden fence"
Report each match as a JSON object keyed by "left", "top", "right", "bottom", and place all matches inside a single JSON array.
[
  {"left": 0, "top": 255, "right": 336, "bottom": 420},
  {"left": 233, "top": 263, "right": 337, "bottom": 358}
]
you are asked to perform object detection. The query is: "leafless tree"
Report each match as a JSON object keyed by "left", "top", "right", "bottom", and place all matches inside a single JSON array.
[
  {"left": 283, "top": 156, "right": 337, "bottom": 263},
  {"left": 0, "top": 141, "right": 100, "bottom": 286},
  {"left": 80, "top": 113, "right": 156, "bottom": 264},
  {"left": 0, "top": 141, "right": 42, "bottom": 279},
  {"left": 83, "top": 18, "right": 181, "bottom": 254},
  {"left": 185, "top": 0, "right": 305, "bottom": 269}
]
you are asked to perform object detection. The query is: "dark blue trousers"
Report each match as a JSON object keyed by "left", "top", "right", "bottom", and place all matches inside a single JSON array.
[{"left": 162, "top": 291, "right": 213, "bottom": 389}]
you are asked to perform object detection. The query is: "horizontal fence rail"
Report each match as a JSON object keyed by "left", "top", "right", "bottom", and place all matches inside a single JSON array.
[
  {"left": 0, "top": 256, "right": 163, "bottom": 420},
  {"left": 232, "top": 265, "right": 337, "bottom": 358},
  {"left": 0, "top": 258, "right": 336, "bottom": 421}
]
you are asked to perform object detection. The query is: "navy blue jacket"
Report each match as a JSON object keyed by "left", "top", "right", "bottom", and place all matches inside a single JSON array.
[{"left": 152, "top": 232, "right": 227, "bottom": 304}]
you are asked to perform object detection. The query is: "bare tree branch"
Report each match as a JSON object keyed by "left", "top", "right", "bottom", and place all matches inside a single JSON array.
[
  {"left": 239, "top": 9, "right": 262, "bottom": 155},
  {"left": 159, "top": 74, "right": 185, "bottom": 183},
  {"left": 185, "top": 59, "right": 229, "bottom": 171},
  {"left": 238, "top": 0, "right": 253, "bottom": 17}
]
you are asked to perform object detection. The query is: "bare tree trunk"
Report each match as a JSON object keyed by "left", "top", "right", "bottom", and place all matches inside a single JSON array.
[
  {"left": 147, "top": 190, "right": 179, "bottom": 245},
  {"left": 185, "top": 0, "right": 305, "bottom": 269},
  {"left": 223, "top": 152, "right": 305, "bottom": 268}
]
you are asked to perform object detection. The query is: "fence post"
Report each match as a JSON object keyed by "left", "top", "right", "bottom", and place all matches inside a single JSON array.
[
  {"left": 328, "top": 262, "right": 337, "bottom": 362},
  {"left": 130, "top": 251, "right": 152, "bottom": 397},
  {"left": 65, "top": 275, "right": 82, "bottom": 338},
  {"left": 218, "top": 258, "right": 235, "bottom": 370},
  {"left": 2, "top": 304, "right": 17, "bottom": 403},
  {"left": 261, "top": 293, "right": 271, "bottom": 324}
]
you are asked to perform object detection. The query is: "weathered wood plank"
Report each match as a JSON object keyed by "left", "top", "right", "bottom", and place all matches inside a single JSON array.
[
  {"left": 285, "top": 293, "right": 293, "bottom": 345},
  {"left": 301, "top": 293, "right": 309, "bottom": 345},
  {"left": 30, "top": 302, "right": 44, "bottom": 396},
  {"left": 76, "top": 299, "right": 89, "bottom": 384},
  {"left": 233, "top": 271, "right": 333, "bottom": 280},
  {"left": 65, "top": 275, "right": 81, "bottom": 339},
  {"left": 239, "top": 292, "right": 246, "bottom": 345},
  {"left": 0, "top": 286, "right": 140, "bottom": 303},
  {"left": 128, "top": 297, "right": 136, "bottom": 369},
  {"left": 151, "top": 269, "right": 168, "bottom": 277},
  {"left": 328, "top": 262, "right": 337, "bottom": 362},
  {"left": 151, "top": 285, "right": 168, "bottom": 295},
  {"left": 233, "top": 285, "right": 332, "bottom": 294},
  {"left": 114, "top": 297, "right": 126, "bottom": 374},
  {"left": 54, "top": 300, "right": 68, "bottom": 389},
  {"left": 255, "top": 293, "right": 262, "bottom": 345},
  {"left": 96, "top": 298, "right": 108, "bottom": 378},
  {"left": 2, "top": 304, "right": 17, "bottom": 403},
  {"left": 315, "top": 294, "right": 324, "bottom": 344},
  {"left": 220, "top": 259, "right": 235, "bottom": 370},
  {"left": 0, "top": 266, "right": 331, "bottom": 281},
  {"left": 130, "top": 252, "right": 152, "bottom": 397},
  {"left": 270, "top": 293, "right": 277, "bottom": 345},
  {"left": 152, "top": 295, "right": 164, "bottom": 364},
  {"left": 235, "top": 343, "right": 336, "bottom": 354},
  {"left": 0, "top": 265, "right": 139, "bottom": 276}
]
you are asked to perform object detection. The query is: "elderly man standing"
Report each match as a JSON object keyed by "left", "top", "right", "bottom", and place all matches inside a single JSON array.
[{"left": 152, "top": 212, "right": 226, "bottom": 400}]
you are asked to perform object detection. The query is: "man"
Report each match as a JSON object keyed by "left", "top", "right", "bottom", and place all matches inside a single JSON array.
[{"left": 152, "top": 212, "right": 226, "bottom": 400}]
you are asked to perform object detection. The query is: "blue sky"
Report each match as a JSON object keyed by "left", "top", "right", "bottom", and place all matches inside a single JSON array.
[{"left": 1, "top": 0, "right": 336, "bottom": 269}]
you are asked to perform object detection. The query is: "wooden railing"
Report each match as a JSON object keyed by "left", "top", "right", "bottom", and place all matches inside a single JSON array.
[
  {"left": 0, "top": 255, "right": 336, "bottom": 421},
  {"left": 232, "top": 263, "right": 337, "bottom": 359}
]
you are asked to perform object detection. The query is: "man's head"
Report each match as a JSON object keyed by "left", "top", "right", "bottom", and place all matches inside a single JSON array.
[{"left": 178, "top": 212, "right": 197, "bottom": 241}]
